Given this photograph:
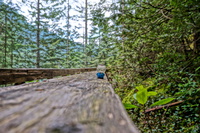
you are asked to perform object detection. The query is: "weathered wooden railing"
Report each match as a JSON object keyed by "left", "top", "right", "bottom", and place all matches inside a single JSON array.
[
  {"left": 0, "top": 70, "right": 140, "bottom": 133},
  {"left": 0, "top": 68, "right": 96, "bottom": 85}
]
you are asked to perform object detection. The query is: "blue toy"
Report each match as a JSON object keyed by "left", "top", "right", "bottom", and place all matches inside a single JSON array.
[{"left": 96, "top": 72, "right": 105, "bottom": 79}]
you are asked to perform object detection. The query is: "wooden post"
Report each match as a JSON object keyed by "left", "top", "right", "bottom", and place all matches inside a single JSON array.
[
  {"left": 0, "top": 68, "right": 96, "bottom": 85},
  {"left": 0, "top": 71, "right": 140, "bottom": 133}
]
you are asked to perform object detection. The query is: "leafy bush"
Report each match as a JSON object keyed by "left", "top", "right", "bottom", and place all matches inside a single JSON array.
[{"left": 109, "top": 67, "right": 200, "bottom": 132}]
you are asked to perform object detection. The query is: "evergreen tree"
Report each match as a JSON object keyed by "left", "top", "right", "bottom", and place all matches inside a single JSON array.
[{"left": 0, "top": 1, "right": 29, "bottom": 68}]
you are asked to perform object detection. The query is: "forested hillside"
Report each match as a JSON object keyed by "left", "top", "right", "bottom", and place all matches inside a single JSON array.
[{"left": 1, "top": 0, "right": 200, "bottom": 132}]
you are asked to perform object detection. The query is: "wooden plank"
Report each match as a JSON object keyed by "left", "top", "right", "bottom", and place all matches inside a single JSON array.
[
  {"left": 0, "top": 68, "right": 96, "bottom": 85},
  {"left": 0, "top": 71, "right": 140, "bottom": 133}
]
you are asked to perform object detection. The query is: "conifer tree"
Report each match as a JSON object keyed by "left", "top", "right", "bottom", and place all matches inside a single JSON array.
[{"left": 0, "top": 1, "right": 28, "bottom": 68}]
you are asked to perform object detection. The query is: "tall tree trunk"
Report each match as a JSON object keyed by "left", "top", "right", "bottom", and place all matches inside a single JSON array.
[
  {"left": 120, "top": 0, "right": 126, "bottom": 67},
  {"left": 10, "top": 40, "right": 14, "bottom": 68},
  {"left": 121, "top": 0, "right": 125, "bottom": 52},
  {"left": 36, "top": 0, "right": 40, "bottom": 68},
  {"left": 4, "top": 13, "right": 7, "bottom": 68},
  {"left": 85, "top": 0, "right": 88, "bottom": 67},
  {"left": 66, "top": 0, "right": 70, "bottom": 68}
]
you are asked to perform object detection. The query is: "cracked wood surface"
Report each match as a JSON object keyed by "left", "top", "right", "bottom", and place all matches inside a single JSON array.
[
  {"left": 0, "top": 68, "right": 96, "bottom": 85},
  {"left": 0, "top": 71, "right": 140, "bottom": 133}
]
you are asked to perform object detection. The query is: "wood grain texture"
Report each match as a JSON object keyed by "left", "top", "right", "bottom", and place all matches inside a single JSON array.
[
  {"left": 0, "top": 68, "right": 96, "bottom": 85},
  {"left": 0, "top": 71, "right": 140, "bottom": 133}
]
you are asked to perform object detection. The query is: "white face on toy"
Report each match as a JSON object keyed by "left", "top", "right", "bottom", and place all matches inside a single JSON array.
[{"left": 97, "top": 64, "right": 106, "bottom": 73}]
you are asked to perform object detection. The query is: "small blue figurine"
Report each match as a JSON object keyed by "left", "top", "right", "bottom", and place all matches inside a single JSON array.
[
  {"left": 96, "top": 64, "right": 106, "bottom": 79},
  {"left": 96, "top": 72, "right": 105, "bottom": 79}
]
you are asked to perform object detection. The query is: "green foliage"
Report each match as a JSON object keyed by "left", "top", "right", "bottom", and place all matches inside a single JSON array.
[
  {"left": 113, "top": 72, "right": 199, "bottom": 132},
  {"left": 103, "top": 0, "right": 200, "bottom": 131},
  {"left": 147, "top": 91, "right": 157, "bottom": 96},
  {"left": 123, "top": 103, "right": 138, "bottom": 109},
  {"left": 150, "top": 98, "right": 175, "bottom": 107},
  {"left": 132, "top": 85, "right": 159, "bottom": 105},
  {"left": 123, "top": 82, "right": 175, "bottom": 110},
  {"left": 135, "top": 89, "right": 148, "bottom": 105},
  {"left": 1, "top": 0, "right": 98, "bottom": 69}
]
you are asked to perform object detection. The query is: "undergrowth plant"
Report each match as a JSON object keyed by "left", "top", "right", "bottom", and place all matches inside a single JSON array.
[
  {"left": 121, "top": 81, "right": 175, "bottom": 133},
  {"left": 110, "top": 72, "right": 200, "bottom": 132}
]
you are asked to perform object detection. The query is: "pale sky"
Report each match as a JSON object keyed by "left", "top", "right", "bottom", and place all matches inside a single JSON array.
[
  {"left": 10, "top": 0, "right": 101, "bottom": 15},
  {"left": 5, "top": 0, "right": 112, "bottom": 42}
]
